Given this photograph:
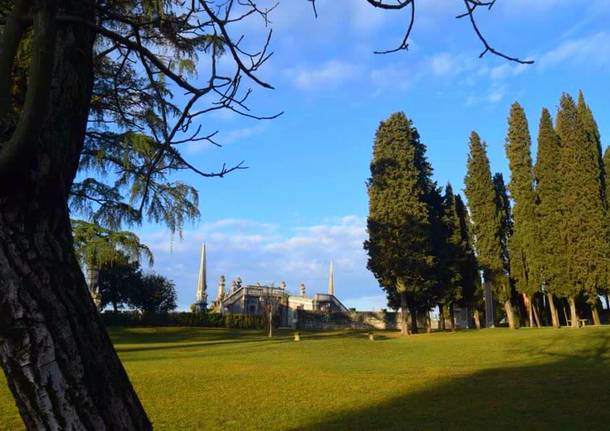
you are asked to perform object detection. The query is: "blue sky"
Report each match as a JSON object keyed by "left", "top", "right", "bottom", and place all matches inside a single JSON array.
[{"left": 136, "top": 0, "right": 610, "bottom": 310}]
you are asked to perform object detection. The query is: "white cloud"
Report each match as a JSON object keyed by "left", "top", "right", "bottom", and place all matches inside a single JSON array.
[
  {"left": 139, "top": 215, "right": 381, "bottom": 310},
  {"left": 465, "top": 84, "right": 507, "bottom": 106},
  {"left": 539, "top": 32, "right": 610, "bottom": 69},
  {"left": 370, "top": 63, "right": 412, "bottom": 92},
  {"left": 285, "top": 60, "right": 362, "bottom": 91},
  {"left": 430, "top": 52, "right": 459, "bottom": 76}
]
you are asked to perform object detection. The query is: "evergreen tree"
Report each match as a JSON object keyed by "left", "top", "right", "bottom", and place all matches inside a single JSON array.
[
  {"left": 534, "top": 108, "right": 563, "bottom": 328},
  {"left": 464, "top": 132, "right": 516, "bottom": 328},
  {"left": 505, "top": 103, "right": 540, "bottom": 327},
  {"left": 365, "top": 112, "right": 436, "bottom": 335},
  {"left": 434, "top": 184, "right": 463, "bottom": 331},
  {"left": 577, "top": 91, "right": 608, "bottom": 325},
  {"left": 98, "top": 257, "right": 143, "bottom": 312},
  {"left": 455, "top": 194, "right": 483, "bottom": 328},
  {"left": 556, "top": 93, "right": 608, "bottom": 327}
]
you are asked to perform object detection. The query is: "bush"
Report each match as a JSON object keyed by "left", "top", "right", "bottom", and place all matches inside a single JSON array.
[{"left": 99, "top": 311, "right": 267, "bottom": 329}]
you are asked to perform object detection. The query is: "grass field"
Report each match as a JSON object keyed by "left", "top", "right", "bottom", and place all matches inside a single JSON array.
[{"left": 1, "top": 326, "right": 610, "bottom": 430}]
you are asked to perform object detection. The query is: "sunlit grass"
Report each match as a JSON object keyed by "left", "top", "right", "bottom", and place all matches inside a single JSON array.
[{"left": 2, "top": 326, "right": 610, "bottom": 430}]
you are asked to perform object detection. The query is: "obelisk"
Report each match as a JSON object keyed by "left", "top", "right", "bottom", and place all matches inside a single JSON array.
[
  {"left": 328, "top": 260, "right": 335, "bottom": 296},
  {"left": 195, "top": 243, "right": 207, "bottom": 310}
]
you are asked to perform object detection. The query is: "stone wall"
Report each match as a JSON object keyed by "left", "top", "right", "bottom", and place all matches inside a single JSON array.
[{"left": 294, "top": 310, "right": 428, "bottom": 331}]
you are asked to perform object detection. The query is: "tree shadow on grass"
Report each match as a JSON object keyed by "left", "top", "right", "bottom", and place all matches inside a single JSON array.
[
  {"left": 112, "top": 328, "right": 392, "bottom": 355},
  {"left": 293, "top": 330, "right": 610, "bottom": 431}
]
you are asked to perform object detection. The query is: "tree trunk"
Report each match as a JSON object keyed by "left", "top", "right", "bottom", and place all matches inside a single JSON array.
[
  {"left": 568, "top": 297, "right": 579, "bottom": 328},
  {"left": 483, "top": 280, "right": 495, "bottom": 328},
  {"left": 547, "top": 293, "right": 560, "bottom": 328},
  {"left": 426, "top": 311, "right": 432, "bottom": 334},
  {"left": 438, "top": 304, "right": 446, "bottom": 331},
  {"left": 409, "top": 305, "right": 418, "bottom": 334},
  {"left": 473, "top": 308, "right": 481, "bottom": 329},
  {"left": 604, "top": 292, "right": 610, "bottom": 311},
  {"left": 591, "top": 303, "right": 601, "bottom": 326},
  {"left": 400, "top": 292, "right": 409, "bottom": 336},
  {"left": 449, "top": 303, "right": 455, "bottom": 332},
  {"left": 0, "top": 4, "right": 151, "bottom": 428},
  {"left": 268, "top": 310, "right": 273, "bottom": 337},
  {"left": 523, "top": 293, "right": 533, "bottom": 328},
  {"left": 562, "top": 301, "right": 570, "bottom": 326},
  {"left": 532, "top": 298, "right": 541, "bottom": 328},
  {"left": 504, "top": 299, "right": 516, "bottom": 329}
]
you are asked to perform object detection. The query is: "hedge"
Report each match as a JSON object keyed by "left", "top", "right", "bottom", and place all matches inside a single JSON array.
[{"left": 100, "top": 311, "right": 269, "bottom": 329}]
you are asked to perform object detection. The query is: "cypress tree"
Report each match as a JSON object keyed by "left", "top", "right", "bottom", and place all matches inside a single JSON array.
[
  {"left": 556, "top": 93, "right": 608, "bottom": 327},
  {"left": 365, "top": 112, "right": 436, "bottom": 335},
  {"left": 464, "top": 132, "right": 516, "bottom": 328},
  {"left": 455, "top": 194, "right": 483, "bottom": 328},
  {"left": 437, "top": 183, "right": 464, "bottom": 331},
  {"left": 535, "top": 108, "right": 563, "bottom": 328},
  {"left": 577, "top": 91, "right": 608, "bottom": 325},
  {"left": 604, "top": 146, "right": 610, "bottom": 309},
  {"left": 505, "top": 103, "right": 540, "bottom": 327}
]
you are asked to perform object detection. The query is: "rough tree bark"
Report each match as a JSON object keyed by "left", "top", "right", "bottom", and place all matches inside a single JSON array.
[
  {"left": 0, "top": 1, "right": 151, "bottom": 428},
  {"left": 438, "top": 304, "right": 445, "bottom": 331},
  {"left": 547, "top": 293, "right": 560, "bottom": 328}
]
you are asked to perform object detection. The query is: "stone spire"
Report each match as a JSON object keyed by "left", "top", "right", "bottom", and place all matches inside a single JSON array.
[
  {"left": 328, "top": 260, "right": 335, "bottom": 296},
  {"left": 217, "top": 275, "right": 225, "bottom": 301},
  {"left": 196, "top": 243, "right": 207, "bottom": 304}
]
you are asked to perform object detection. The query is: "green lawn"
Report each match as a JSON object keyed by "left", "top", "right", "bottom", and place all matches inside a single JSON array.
[{"left": 2, "top": 326, "right": 610, "bottom": 430}]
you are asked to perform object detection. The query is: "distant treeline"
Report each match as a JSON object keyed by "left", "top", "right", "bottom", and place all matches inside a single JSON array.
[{"left": 365, "top": 91, "right": 610, "bottom": 333}]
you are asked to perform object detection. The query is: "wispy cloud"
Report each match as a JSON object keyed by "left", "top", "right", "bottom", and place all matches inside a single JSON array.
[
  {"left": 539, "top": 32, "right": 610, "bottom": 69},
  {"left": 284, "top": 60, "right": 362, "bottom": 91}
]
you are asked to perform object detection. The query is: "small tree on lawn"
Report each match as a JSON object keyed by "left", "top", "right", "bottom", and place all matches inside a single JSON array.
[
  {"left": 259, "top": 288, "right": 283, "bottom": 338},
  {"left": 129, "top": 273, "right": 177, "bottom": 314}
]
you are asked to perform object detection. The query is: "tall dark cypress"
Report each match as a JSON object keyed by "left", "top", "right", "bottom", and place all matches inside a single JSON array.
[
  {"left": 556, "top": 94, "right": 608, "bottom": 327},
  {"left": 464, "top": 132, "right": 516, "bottom": 328},
  {"left": 436, "top": 183, "right": 465, "bottom": 331},
  {"left": 455, "top": 194, "right": 482, "bottom": 328},
  {"left": 577, "top": 91, "right": 608, "bottom": 325},
  {"left": 365, "top": 112, "right": 436, "bottom": 335},
  {"left": 535, "top": 108, "right": 563, "bottom": 328},
  {"left": 505, "top": 103, "right": 539, "bottom": 327}
]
